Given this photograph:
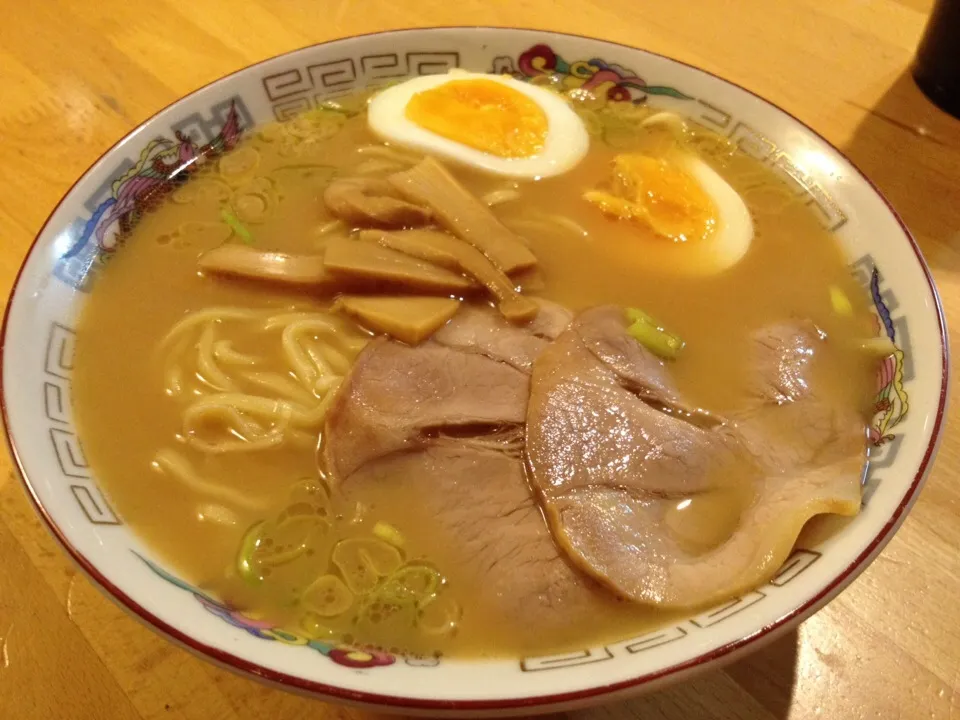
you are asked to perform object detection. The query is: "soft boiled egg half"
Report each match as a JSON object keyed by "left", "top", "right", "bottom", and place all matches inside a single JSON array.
[
  {"left": 367, "top": 70, "right": 589, "bottom": 179},
  {"left": 584, "top": 150, "right": 754, "bottom": 274}
]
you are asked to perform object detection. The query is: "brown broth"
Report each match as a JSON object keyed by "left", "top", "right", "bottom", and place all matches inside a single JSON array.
[{"left": 72, "top": 99, "right": 875, "bottom": 659}]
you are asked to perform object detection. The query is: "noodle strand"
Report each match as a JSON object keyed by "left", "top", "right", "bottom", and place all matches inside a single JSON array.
[
  {"left": 157, "top": 306, "right": 367, "bottom": 456},
  {"left": 152, "top": 449, "right": 270, "bottom": 509}
]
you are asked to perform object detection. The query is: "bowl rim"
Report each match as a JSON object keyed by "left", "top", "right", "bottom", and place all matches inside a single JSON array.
[{"left": 0, "top": 26, "right": 950, "bottom": 713}]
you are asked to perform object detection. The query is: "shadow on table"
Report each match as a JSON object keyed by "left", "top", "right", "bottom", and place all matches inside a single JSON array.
[
  {"left": 509, "top": 628, "right": 800, "bottom": 720},
  {"left": 839, "top": 68, "right": 960, "bottom": 273}
]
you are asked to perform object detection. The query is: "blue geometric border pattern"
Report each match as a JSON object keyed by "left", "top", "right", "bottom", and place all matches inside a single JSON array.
[
  {"left": 41, "top": 322, "right": 121, "bottom": 525},
  {"left": 258, "top": 51, "right": 461, "bottom": 120},
  {"left": 520, "top": 550, "right": 820, "bottom": 671}
]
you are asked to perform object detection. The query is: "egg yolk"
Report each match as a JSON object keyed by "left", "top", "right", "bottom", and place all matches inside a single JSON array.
[
  {"left": 584, "top": 154, "right": 717, "bottom": 242},
  {"left": 405, "top": 79, "right": 548, "bottom": 159}
]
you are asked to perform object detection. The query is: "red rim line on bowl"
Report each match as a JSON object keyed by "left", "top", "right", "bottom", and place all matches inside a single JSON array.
[{"left": 0, "top": 27, "right": 950, "bottom": 714}]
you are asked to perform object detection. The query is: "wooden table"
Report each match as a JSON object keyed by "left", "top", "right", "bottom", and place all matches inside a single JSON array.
[{"left": 1, "top": 1, "right": 958, "bottom": 718}]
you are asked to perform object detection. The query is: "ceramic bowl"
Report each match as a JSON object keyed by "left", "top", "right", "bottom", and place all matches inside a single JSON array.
[{"left": 1, "top": 27, "right": 949, "bottom": 717}]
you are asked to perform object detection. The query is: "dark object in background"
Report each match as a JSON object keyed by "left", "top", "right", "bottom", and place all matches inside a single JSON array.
[{"left": 912, "top": 0, "right": 960, "bottom": 119}]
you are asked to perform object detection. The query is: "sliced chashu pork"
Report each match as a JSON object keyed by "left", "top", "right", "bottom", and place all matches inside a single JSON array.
[
  {"left": 527, "top": 307, "right": 746, "bottom": 499},
  {"left": 322, "top": 303, "right": 609, "bottom": 633},
  {"left": 331, "top": 439, "right": 607, "bottom": 637},
  {"left": 432, "top": 301, "right": 573, "bottom": 372},
  {"left": 526, "top": 306, "right": 867, "bottom": 609},
  {"left": 322, "top": 300, "right": 571, "bottom": 478},
  {"left": 323, "top": 338, "right": 530, "bottom": 480}
]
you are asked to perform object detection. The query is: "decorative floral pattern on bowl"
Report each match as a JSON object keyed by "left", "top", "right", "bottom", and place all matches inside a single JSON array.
[
  {"left": 137, "top": 552, "right": 396, "bottom": 670},
  {"left": 1, "top": 28, "right": 946, "bottom": 715},
  {"left": 493, "top": 43, "right": 693, "bottom": 102},
  {"left": 55, "top": 101, "right": 248, "bottom": 292},
  {"left": 868, "top": 267, "right": 910, "bottom": 445}
]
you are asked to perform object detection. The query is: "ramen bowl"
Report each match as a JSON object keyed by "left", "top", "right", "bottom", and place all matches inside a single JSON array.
[{"left": 1, "top": 28, "right": 948, "bottom": 717}]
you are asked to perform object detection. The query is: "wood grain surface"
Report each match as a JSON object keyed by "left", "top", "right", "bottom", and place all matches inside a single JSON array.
[{"left": 0, "top": 1, "right": 958, "bottom": 718}]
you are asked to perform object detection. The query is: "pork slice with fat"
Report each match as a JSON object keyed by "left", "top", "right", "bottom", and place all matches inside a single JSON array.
[{"left": 526, "top": 306, "right": 867, "bottom": 609}]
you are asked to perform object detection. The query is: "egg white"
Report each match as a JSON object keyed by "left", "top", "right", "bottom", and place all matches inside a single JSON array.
[
  {"left": 680, "top": 155, "right": 754, "bottom": 274},
  {"left": 603, "top": 153, "right": 754, "bottom": 276},
  {"left": 367, "top": 70, "right": 589, "bottom": 179},
  {"left": 629, "top": 113, "right": 753, "bottom": 273}
]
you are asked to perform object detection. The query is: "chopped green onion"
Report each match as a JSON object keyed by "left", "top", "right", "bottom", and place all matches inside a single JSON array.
[
  {"left": 859, "top": 336, "right": 896, "bottom": 358},
  {"left": 221, "top": 207, "right": 254, "bottom": 245},
  {"left": 830, "top": 285, "right": 853, "bottom": 316},
  {"left": 625, "top": 308, "right": 685, "bottom": 359},
  {"left": 378, "top": 565, "right": 443, "bottom": 606},
  {"left": 627, "top": 320, "right": 685, "bottom": 359},
  {"left": 418, "top": 595, "right": 462, "bottom": 637},
  {"left": 302, "top": 574, "right": 354, "bottom": 617},
  {"left": 626, "top": 307, "right": 656, "bottom": 325},
  {"left": 316, "top": 101, "right": 357, "bottom": 118},
  {"left": 237, "top": 520, "right": 265, "bottom": 583},
  {"left": 372, "top": 521, "right": 405, "bottom": 548}
]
